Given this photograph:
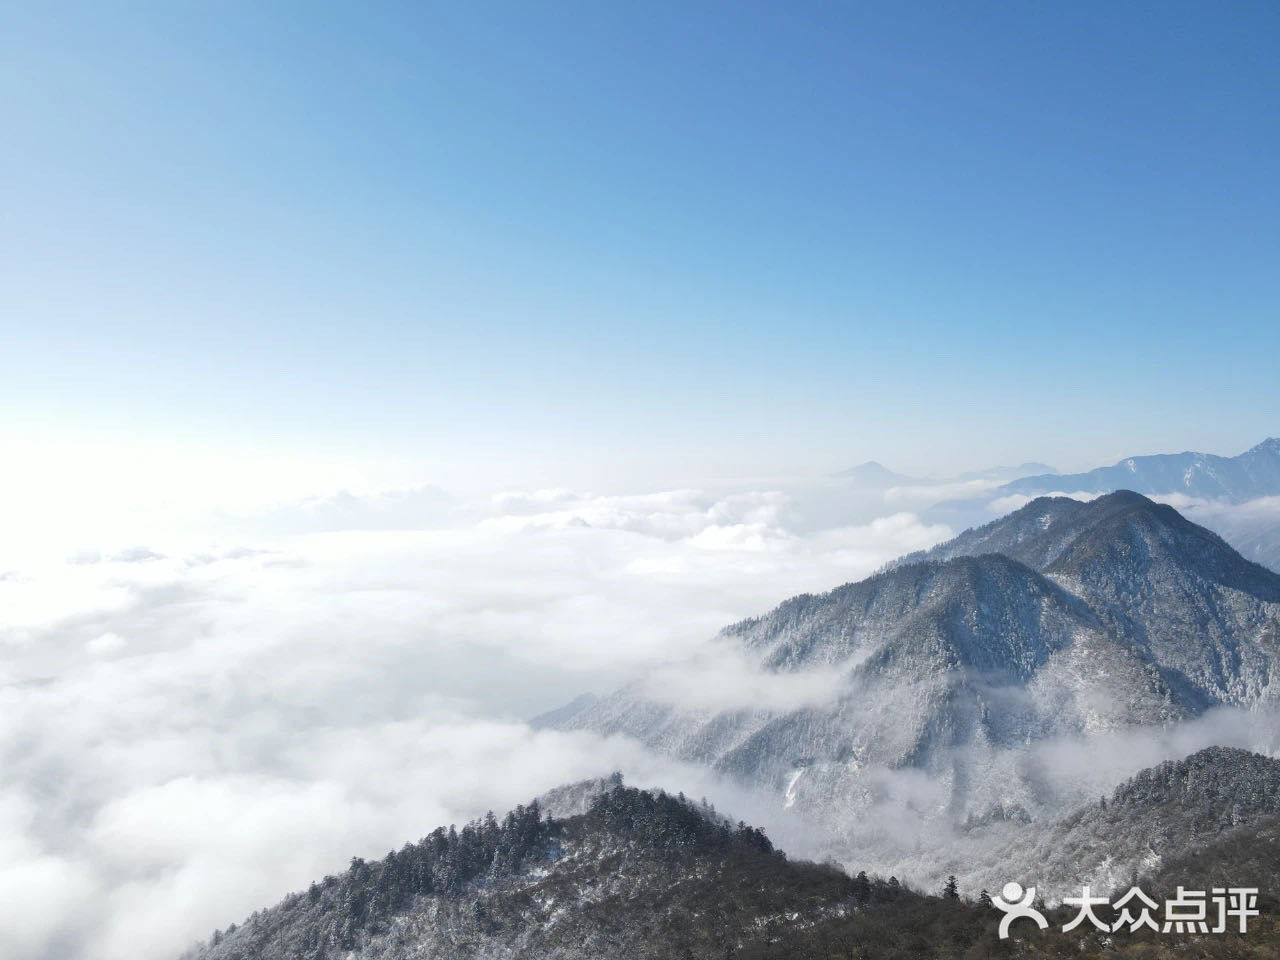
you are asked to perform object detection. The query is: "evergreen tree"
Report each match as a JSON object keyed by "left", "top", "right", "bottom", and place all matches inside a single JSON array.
[
  {"left": 943, "top": 875, "right": 959, "bottom": 900},
  {"left": 852, "top": 869, "right": 871, "bottom": 902}
]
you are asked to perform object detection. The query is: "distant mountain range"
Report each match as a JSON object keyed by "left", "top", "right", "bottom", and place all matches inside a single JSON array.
[
  {"left": 831, "top": 459, "right": 1056, "bottom": 487},
  {"left": 891, "top": 438, "right": 1280, "bottom": 504},
  {"left": 1002, "top": 438, "right": 1280, "bottom": 502},
  {"left": 833, "top": 441, "right": 1280, "bottom": 577},
  {"left": 924, "top": 438, "right": 1280, "bottom": 572}
]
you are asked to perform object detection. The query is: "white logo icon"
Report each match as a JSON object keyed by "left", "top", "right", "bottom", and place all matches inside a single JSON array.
[{"left": 991, "top": 882, "right": 1048, "bottom": 939}]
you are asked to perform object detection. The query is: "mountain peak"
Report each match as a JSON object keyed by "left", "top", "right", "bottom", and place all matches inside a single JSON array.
[
  {"left": 831, "top": 460, "right": 916, "bottom": 485},
  {"left": 1087, "top": 488, "right": 1155, "bottom": 506},
  {"left": 908, "top": 488, "right": 1280, "bottom": 587},
  {"left": 893, "top": 490, "right": 1280, "bottom": 707},
  {"left": 1015, "top": 461, "right": 1057, "bottom": 473},
  {"left": 1244, "top": 437, "right": 1280, "bottom": 456},
  {"left": 186, "top": 785, "right": 825, "bottom": 960}
]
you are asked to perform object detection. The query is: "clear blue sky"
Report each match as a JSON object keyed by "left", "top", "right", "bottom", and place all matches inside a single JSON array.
[{"left": 2, "top": 1, "right": 1277, "bottom": 488}]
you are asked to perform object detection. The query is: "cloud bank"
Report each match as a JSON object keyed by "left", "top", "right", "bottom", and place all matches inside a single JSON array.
[
  {"left": 9, "top": 467, "right": 1276, "bottom": 959},
  {"left": 0, "top": 481, "right": 950, "bottom": 960}
]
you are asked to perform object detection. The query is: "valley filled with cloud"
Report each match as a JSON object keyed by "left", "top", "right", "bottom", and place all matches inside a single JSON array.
[
  {"left": 0, "top": 473, "right": 954, "bottom": 960},
  {"left": 4, "top": 455, "right": 1280, "bottom": 959}
]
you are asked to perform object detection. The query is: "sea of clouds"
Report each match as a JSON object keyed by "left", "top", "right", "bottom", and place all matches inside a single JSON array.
[
  {"left": 0, "top": 473, "right": 954, "bottom": 960},
  {"left": 3, "top": 464, "right": 1279, "bottom": 960}
]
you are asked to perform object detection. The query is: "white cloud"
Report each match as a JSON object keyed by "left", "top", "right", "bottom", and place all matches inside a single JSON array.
[
  {"left": 4, "top": 466, "right": 1278, "bottom": 958},
  {"left": 640, "top": 640, "right": 846, "bottom": 713},
  {"left": 0, "top": 479, "right": 950, "bottom": 960},
  {"left": 883, "top": 477, "right": 1004, "bottom": 505},
  {"left": 85, "top": 632, "right": 127, "bottom": 656},
  {"left": 985, "top": 489, "right": 1101, "bottom": 515}
]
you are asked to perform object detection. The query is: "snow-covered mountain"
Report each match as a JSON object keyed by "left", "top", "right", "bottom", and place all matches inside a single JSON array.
[
  {"left": 554, "top": 493, "right": 1280, "bottom": 882},
  {"left": 924, "top": 440, "right": 1280, "bottom": 572},
  {"left": 183, "top": 756, "right": 1280, "bottom": 959},
  {"left": 182, "top": 784, "right": 903, "bottom": 960},
  {"left": 529, "top": 693, "right": 599, "bottom": 730},
  {"left": 1181, "top": 500, "right": 1280, "bottom": 574},
  {"left": 892, "top": 491, "right": 1280, "bottom": 706},
  {"left": 180, "top": 495, "right": 1280, "bottom": 959},
  {"left": 1001, "top": 439, "right": 1280, "bottom": 502},
  {"left": 972, "top": 746, "right": 1280, "bottom": 899}
]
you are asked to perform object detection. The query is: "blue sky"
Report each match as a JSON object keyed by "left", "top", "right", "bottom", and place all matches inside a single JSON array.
[{"left": 2, "top": 1, "right": 1277, "bottom": 489}]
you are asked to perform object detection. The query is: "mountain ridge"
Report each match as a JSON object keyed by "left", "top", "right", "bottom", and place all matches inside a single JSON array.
[
  {"left": 889, "top": 491, "right": 1280, "bottom": 708},
  {"left": 183, "top": 752, "right": 1280, "bottom": 959},
  {"left": 1000, "top": 438, "right": 1280, "bottom": 503},
  {"left": 972, "top": 746, "right": 1280, "bottom": 899},
  {"left": 922, "top": 439, "right": 1280, "bottom": 572},
  {"left": 182, "top": 783, "right": 876, "bottom": 960},
  {"left": 556, "top": 492, "right": 1280, "bottom": 886}
]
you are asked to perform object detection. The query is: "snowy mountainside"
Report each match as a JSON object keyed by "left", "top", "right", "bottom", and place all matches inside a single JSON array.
[
  {"left": 923, "top": 440, "right": 1280, "bottom": 571},
  {"left": 968, "top": 746, "right": 1280, "bottom": 900},
  {"left": 891, "top": 491, "right": 1280, "bottom": 706},
  {"left": 555, "top": 493, "right": 1280, "bottom": 884},
  {"left": 529, "top": 693, "right": 599, "bottom": 731},
  {"left": 183, "top": 784, "right": 869, "bottom": 960},
  {"left": 180, "top": 757, "right": 1280, "bottom": 960}
]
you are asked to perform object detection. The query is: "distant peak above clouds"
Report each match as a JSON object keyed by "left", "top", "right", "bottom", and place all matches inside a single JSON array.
[
  {"left": 923, "top": 439, "right": 1280, "bottom": 572},
  {"left": 1000, "top": 437, "right": 1280, "bottom": 502},
  {"left": 898, "top": 489, "right": 1279, "bottom": 592},
  {"left": 829, "top": 461, "right": 919, "bottom": 486},
  {"left": 830, "top": 460, "right": 1058, "bottom": 490}
]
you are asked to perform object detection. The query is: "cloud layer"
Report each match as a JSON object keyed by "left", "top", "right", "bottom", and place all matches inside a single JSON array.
[
  {"left": 8, "top": 468, "right": 1277, "bottom": 959},
  {"left": 0, "top": 481, "right": 950, "bottom": 960}
]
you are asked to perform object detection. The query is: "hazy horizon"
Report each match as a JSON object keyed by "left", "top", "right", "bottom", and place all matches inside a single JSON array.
[{"left": 4, "top": 3, "right": 1279, "bottom": 501}]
